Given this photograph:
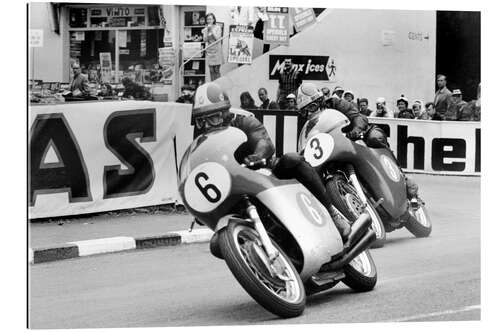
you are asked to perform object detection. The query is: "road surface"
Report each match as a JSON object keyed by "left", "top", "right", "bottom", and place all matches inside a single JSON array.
[{"left": 29, "top": 174, "right": 480, "bottom": 328}]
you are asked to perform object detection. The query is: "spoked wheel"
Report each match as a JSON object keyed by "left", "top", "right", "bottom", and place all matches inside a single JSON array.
[
  {"left": 219, "top": 222, "right": 306, "bottom": 318},
  {"left": 405, "top": 200, "right": 432, "bottom": 238},
  {"left": 342, "top": 249, "right": 377, "bottom": 292},
  {"left": 326, "top": 174, "right": 386, "bottom": 248}
]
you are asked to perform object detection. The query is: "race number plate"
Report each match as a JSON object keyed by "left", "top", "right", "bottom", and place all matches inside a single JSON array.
[
  {"left": 380, "top": 155, "right": 401, "bottom": 182},
  {"left": 304, "top": 133, "right": 335, "bottom": 167},
  {"left": 296, "top": 192, "right": 327, "bottom": 227},
  {"left": 184, "top": 162, "right": 231, "bottom": 212}
]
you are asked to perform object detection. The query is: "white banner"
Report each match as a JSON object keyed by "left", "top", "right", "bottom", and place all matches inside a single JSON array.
[
  {"left": 256, "top": 112, "right": 480, "bottom": 176},
  {"left": 29, "top": 101, "right": 193, "bottom": 219},
  {"left": 369, "top": 118, "right": 481, "bottom": 175}
]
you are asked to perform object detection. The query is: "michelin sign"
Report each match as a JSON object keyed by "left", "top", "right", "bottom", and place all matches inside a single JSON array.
[{"left": 269, "top": 55, "right": 336, "bottom": 81}]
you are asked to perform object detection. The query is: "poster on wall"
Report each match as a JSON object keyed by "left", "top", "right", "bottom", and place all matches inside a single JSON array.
[
  {"left": 158, "top": 47, "right": 175, "bottom": 85},
  {"left": 268, "top": 54, "right": 337, "bottom": 81},
  {"left": 117, "top": 30, "right": 128, "bottom": 47},
  {"left": 29, "top": 29, "right": 44, "bottom": 47},
  {"left": 99, "top": 52, "right": 112, "bottom": 83},
  {"left": 228, "top": 25, "right": 254, "bottom": 64},
  {"left": 291, "top": 8, "right": 316, "bottom": 32},
  {"left": 263, "top": 7, "right": 290, "bottom": 45},
  {"left": 183, "top": 42, "right": 202, "bottom": 60}
]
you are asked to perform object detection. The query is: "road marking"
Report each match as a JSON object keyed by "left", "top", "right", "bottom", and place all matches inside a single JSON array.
[{"left": 387, "top": 304, "right": 480, "bottom": 322}]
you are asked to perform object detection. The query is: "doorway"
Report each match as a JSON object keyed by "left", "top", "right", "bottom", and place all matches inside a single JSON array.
[{"left": 436, "top": 11, "right": 480, "bottom": 101}]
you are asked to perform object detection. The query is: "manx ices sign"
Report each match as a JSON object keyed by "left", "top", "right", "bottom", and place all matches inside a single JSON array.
[{"left": 269, "top": 55, "right": 336, "bottom": 81}]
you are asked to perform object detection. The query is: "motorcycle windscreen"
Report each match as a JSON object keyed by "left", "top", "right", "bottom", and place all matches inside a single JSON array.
[
  {"left": 350, "top": 145, "right": 408, "bottom": 220},
  {"left": 257, "top": 183, "right": 344, "bottom": 280},
  {"left": 298, "top": 109, "right": 350, "bottom": 153}
]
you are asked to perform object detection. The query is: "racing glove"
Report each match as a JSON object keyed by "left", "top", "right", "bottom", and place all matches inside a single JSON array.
[{"left": 346, "top": 128, "right": 364, "bottom": 140}]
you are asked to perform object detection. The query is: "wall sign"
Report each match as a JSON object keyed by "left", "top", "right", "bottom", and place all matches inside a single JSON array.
[
  {"left": 228, "top": 25, "right": 254, "bottom": 64},
  {"left": 291, "top": 8, "right": 316, "bottom": 32},
  {"left": 30, "top": 29, "right": 44, "bottom": 48},
  {"left": 269, "top": 55, "right": 336, "bottom": 81},
  {"left": 263, "top": 7, "right": 290, "bottom": 45}
]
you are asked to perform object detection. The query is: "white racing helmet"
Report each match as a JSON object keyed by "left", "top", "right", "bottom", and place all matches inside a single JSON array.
[
  {"left": 192, "top": 82, "right": 231, "bottom": 118},
  {"left": 297, "top": 82, "right": 323, "bottom": 110}
]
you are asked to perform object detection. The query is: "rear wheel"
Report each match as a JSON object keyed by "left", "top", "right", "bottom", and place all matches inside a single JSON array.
[
  {"left": 405, "top": 201, "right": 432, "bottom": 238},
  {"left": 219, "top": 222, "right": 306, "bottom": 318},
  {"left": 326, "top": 174, "right": 386, "bottom": 248},
  {"left": 342, "top": 250, "right": 377, "bottom": 292}
]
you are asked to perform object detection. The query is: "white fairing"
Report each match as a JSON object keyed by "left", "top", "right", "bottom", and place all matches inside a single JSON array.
[
  {"left": 298, "top": 109, "right": 350, "bottom": 152},
  {"left": 257, "top": 183, "right": 344, "bottom": 279}
]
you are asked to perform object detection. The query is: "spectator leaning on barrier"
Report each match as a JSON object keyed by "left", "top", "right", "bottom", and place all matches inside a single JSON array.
[
  {"left": 358, "top": 98, "right": 372, "bottom": 116},
  {"left": 277, "top": 58, "right": 303, "bottom": 109},
  {"left": 176, "top": 85, "right": 196, "bottom": 104},
  {"left": 449, "top": 89, "right": 468, "bottom": 120},
  {"left": 412, "top": 100, "right": 428, "bottom": 120},
  {"left": 286, "top": 93, "right": 298, "bottom": 110},
  {"left": 240, "top": 91, "right": 257, "bottom": 110},
  {"left": 434, "top": 74, "right": 452, "bottom": 120},
  {"left": 321, "top": 87, "right": 331, "bottom": 99},
  {"left": 343, "top": 90, "right": 358, "bottom": 111},
  {"left": 458, "top": 83, "right": 481, "bottom": 121},
  {"left": 396, "top": 95, "right": 415, "bottom": 119},
  {"left": 258, "top": 87, "right": 279, "bottom": 110},
  {"left": 424, "top": 102, "right": 439, "bottom": 120},
  {"left": 370, "top": 97, "right": 394, "bottom": 118},
  {"left": 69, "top": 63, "right": 90, "bottom": 96},
  {"left": 333, "top": 86, "right": 344, "bottom": 99}
]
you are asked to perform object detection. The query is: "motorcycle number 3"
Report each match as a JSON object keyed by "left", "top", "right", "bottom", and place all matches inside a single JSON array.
[
  {"left": 304, "top": 133, "right": 335, "bottom": 167},
  {"left": 184, "top": 162, "right": 231, "bottom": 213}
]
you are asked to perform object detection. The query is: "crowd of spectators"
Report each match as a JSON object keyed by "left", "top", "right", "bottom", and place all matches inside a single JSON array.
[{"left": 235, "top": 72, "right": 480, "bottom": 122}]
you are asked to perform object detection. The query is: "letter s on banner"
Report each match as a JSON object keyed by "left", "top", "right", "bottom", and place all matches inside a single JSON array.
[{"left": 103, "top": 109, "right": 156, "bottom": 198}]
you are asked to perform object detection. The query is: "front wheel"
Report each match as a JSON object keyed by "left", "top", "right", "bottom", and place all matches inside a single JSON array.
[
  {"left": 405, "top": 202, "right": 432, "bottom": 238},
  {"left": 326, "top": 174, "right": 386, "bottom": 248},
  {"left": 219, "top": 222, "right": 306, "bottom": 318},
  {"left": 342, "top": 250, "right": 377, "bottom": 292}
]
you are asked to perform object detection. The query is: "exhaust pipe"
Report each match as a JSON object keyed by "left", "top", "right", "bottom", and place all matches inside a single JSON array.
[
  {"left": 344, "top": 212, "right": 371, "bottom": 249},
  {"left": 321, "top": 229, "right": 376, "bottom": 272}
]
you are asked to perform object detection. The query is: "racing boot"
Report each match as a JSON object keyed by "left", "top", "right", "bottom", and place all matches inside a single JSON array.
[
  {"left": 406, "top": 176, "right": 421, "bottom": 209},
  {"left": 327, "top": 205, "right": 351, "bottom": 242}
]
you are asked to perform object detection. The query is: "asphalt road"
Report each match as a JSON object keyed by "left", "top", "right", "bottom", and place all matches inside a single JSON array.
[{"left": 29, "top": 174, "right": 480, "bottom": 328}]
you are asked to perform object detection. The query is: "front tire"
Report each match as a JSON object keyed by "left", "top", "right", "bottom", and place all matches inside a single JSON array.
[
  {"left": 342, "top": 250, "right": 377, "bottom": 292},
  {"left": 219, "top": 222, "right": 306, "bottom": 318},
  {"left": 326, "top": 174, "right": 386, "bottom": 248},
  {"left": 405, "top": 202, "right": 432, "bottom": 238}
]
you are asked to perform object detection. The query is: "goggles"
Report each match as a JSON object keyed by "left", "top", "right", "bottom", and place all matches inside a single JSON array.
[{"left": 195, "top": 111, "right": 224, "bottom": 129}]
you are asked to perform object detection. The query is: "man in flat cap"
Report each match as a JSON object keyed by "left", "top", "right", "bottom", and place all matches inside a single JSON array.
[{"left": 449, "top": 89, "right": 468, "bottom": 121}]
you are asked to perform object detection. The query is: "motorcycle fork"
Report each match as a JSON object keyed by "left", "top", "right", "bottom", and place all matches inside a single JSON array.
[
  {"left": 345, "top": 165, "right": 384, "bottom": 209},
  {"left": 242, "top": 196, "right": 279, "bottom": 262}
]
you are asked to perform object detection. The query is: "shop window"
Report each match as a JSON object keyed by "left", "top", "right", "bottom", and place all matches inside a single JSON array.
[
  {"left": 69, "top": 8, "right": 87, "bottom": 28},
  {"left": 118, "top": 29, "right": 165, "bottom": 83},
  {"left": 182, "top": 9, "right": 207, "bottom": 89},
  {"left": 70, "top": 31, "right": 115, "bottom": 83}
]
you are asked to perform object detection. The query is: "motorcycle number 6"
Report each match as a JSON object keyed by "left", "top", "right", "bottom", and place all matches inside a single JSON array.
[
  {"left": 304, "top": 133, "right": 335, "bottom": 167},
  {"left": 184, "top": 162, "right": 231, "bottom": 213}
]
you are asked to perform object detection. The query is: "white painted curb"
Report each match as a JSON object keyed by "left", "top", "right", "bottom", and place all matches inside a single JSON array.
[
  {"left": 177, "top": 228, "right": 214, "bottom": 244},
  {"left": 69, "top": 236, "right": 136, "bottom": 256}
]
